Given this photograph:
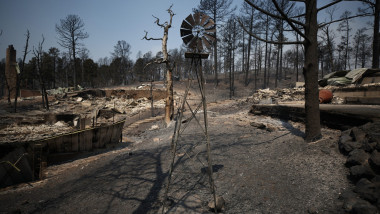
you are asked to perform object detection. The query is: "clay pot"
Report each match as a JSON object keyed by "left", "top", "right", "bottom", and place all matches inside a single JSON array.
[{"left": 319, "top": 89, "right": 333, "bottom": 103}]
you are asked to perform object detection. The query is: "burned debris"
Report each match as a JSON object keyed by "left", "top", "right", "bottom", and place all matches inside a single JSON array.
[{"left": 0, "top": 86, "right": 169, "bottom": 188}]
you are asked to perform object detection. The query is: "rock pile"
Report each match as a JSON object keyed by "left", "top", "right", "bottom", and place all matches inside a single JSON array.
[
  {"left": 0, "top": 122, "right": 73, "bottom": 143},
  {"left": 249, "top": 87, "right": 348, "bottom": 105},
  {"left": 250, "top": 88, "right": 305, "bottom": 104},
  {"left": 338, "top": 121, "right": 380, "bottom": 213}
]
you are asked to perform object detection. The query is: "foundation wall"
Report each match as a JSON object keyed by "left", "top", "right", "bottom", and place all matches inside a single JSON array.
[{"left": 0, "top": 120, "right": 125, "bottom": 189}]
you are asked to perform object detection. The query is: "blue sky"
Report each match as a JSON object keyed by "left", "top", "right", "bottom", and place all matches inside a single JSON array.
[
  {"left": 0, "top": 0, "right": 371, "bottom": 63},
  {"left": 0, "top": 0, "right": 198, "bottom": 62}
]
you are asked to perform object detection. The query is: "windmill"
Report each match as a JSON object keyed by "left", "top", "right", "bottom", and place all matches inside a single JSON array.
[
  {"left": 180, "top": 12, "right": 216, "bottom": 53},
  {"left": 162, "top": 13, "right": 221, "bottom": 213}
]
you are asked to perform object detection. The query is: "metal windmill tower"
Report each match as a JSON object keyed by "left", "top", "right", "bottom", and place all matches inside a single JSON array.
[{"left": 162, "top": 12, "right": 219, "bottom": 213}]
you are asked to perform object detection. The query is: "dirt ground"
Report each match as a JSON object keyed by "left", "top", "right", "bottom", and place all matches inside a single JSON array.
[{"left": 0, "top": 80, "right": 352, "bottom": 213}]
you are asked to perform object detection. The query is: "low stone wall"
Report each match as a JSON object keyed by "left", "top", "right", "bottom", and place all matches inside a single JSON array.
[
  {"left": 332, "top": 85, "right": 380, "bottom": 105},
  {"left": 250, "top": 104, "right": 373, "bottom": 130},
  {"left": 338, "top": 122, "right": 380, "bottom": 213},
  {"left": 73, "top": 88, "right": 166, "bottom": 100}
]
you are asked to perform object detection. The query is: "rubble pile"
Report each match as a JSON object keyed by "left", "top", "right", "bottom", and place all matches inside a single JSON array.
[
  {"left": 0, "top": 88, "right": 170, "bottom": 145},
  {"left": 249, "top": 88, "right": 305, "bottom": 104},
  {"left": 249, "top": 87, "right": 351, "bottom": 105},
  {"left": 0, "top": 122, "right": 73, "bottom": 143},
  {"left": 338, "top": 121, "right": 380, "bottom": 213},
  {"left": 319, "top": 68, "right": 380, "bottom": 87},
  {"left": 324, "top": 82, "right": 380, "bottom": 90}
]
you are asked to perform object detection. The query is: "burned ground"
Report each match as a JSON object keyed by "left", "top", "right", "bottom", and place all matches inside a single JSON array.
[{"left": 0, "top": 80, "right": 355, "bottom": 213}]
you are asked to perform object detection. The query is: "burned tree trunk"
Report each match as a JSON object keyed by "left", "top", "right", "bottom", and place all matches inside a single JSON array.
[
  {"left": 15, "top": 30, "right": 30, "bottom": 113},
  {"left": 34, "top": 36, "right": 49, "bottom": 111},
  {"left": 240, "top": 0, "right": 326, "bottom": 141},
  {"left": 143, "top": 5, "right": 175, "bottom": 126},
  {"left": 303, "top": 0, "right": 321, "bottom": 141}
]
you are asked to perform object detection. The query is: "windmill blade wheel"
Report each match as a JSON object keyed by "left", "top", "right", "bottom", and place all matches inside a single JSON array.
[{"left": 180, "top": 13, "right": 216, "bottom": 52}]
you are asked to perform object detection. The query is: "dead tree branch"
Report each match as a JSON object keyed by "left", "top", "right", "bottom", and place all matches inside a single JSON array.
[
  {"left": 238, "top": 18, "right": 303, "bottom": 45},
  {"left": 318, "top": 0, "right": 344, "bottom": 12},
  {"left": 14, "top": 29, "right": 30, "bottom": 112},
  {"left": 142, "top": 31, "right": 162, "bottom": 41},
  {"left": 318, "top": 12, "right": 372, "bottom": 28},
  {"left": 271, "top": 0, "right": 307, "bottom": 40},
  {"left": 244, "top": 0, "right": 304, "bottom": 26}
]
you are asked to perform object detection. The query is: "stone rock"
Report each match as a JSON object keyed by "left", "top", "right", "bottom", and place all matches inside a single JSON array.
[
  {"left": 351, "top": 198, "right": 378, "bottom": 214},
  {"left": 208, "top": 196, "right": 225, "bottom": 212},
  {"left": 54, "top": 121, "right": 66, "bottom": 127},
  {"left": 111, "top": 108, "right": 123, "bottom": 114},
  {"left": 259, "top": 97, "right": 273, "bottom": 104},
  {"left": 350, "top": 164, "right": 375, "bottom": 181},
  {"left": 351, "top": 127, "right": 367, "bottom": 143},
  {"left": 76, "top": 97, "right": 83, "bottom": 102},
  {"left": 339, "top": 134, "right": 352, "bottom": 143},
  {"left": 346, "top": 149, "right": 370, "bottom": 167},
  {"left": 130, "top": 101, "right": 138, "bottom": 106},
  {"left": 362, "top": 141, "right": 377, "bottom": 153},
  {"left": 354, "top": 178, "right": 380, "bottom": 203},
  {"left": 369, "top": 151, "right": 380, "bottom": 173},
  {"left": 81, "top": 101, "right": 92, "bottom": 107},
  {"left": 340, "top": 139, "right": 362, "bottom": 154},
  {"left": 149, "top": 125, "right": 159, "bottom": 130},
  {"left": 339, "top": 190, "right": 357, "bottom": 201},
  {"left": 250, "top": 122, "right": 266, "bottom": 129},
  {"left": 265, "top": 124, "right": 277, "bottom": 132}
]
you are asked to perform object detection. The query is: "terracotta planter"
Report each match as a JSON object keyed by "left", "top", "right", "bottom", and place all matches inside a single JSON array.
[{"left": 319, "top": 89, "right": 333, "bottom": 104}]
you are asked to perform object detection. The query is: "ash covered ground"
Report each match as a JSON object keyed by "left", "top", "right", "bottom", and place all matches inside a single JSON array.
[{"left": 0, "top": 80, "right": 376, "bottom": 213}]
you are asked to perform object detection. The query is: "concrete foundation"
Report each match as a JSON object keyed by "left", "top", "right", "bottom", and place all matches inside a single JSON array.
[
  {"left": 331, "top": 85, "right": 380, "bottom": 105},
  {"left": 251, "top": 103, "right": 380, "bottom": 130},
  {"left": 0, "top": 119, "right": 125, "bottom": 188}
]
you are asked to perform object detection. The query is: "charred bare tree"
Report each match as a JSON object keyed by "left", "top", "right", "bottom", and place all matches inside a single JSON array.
[
  {"left": 111, "top": 41, "right": 131, "bottom": 85},
  {"left": 78, "top": 47, "right": 89, "bottom": 86},
  {"left": 337, "top": 11, "right": 352, "bottom": 70},
  {"left": 33, "top": 36, "right": 49, "bottom": 111},
  {"left": 196, "top": 0, "right": 235, "bottom": 86},
  {"left": 356, "top": 0, "right": 380, "bottom": 68},
  {"left": 55, "top": 14, "right": 89, "bottom": 90},
  {"left": 320, "top": 6, "right": 337, "bottom": 73},
  {"left": 48, "top": 47, "right": 59, "bottom": 88},
  {"left": 241, "top": 2, "right": 256, "bottom": 86},
  {"left": 353, "top": 28, "right": 371, "bottom": 68},
  {"left": 222, "top": 16, "right": 237, "bottom": 98},
  {"left": 14, "top": 30, "right": 30, "bottom": 113},
  {"left": 143, "top": 5, "right": 175, "bottom": 126}
]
